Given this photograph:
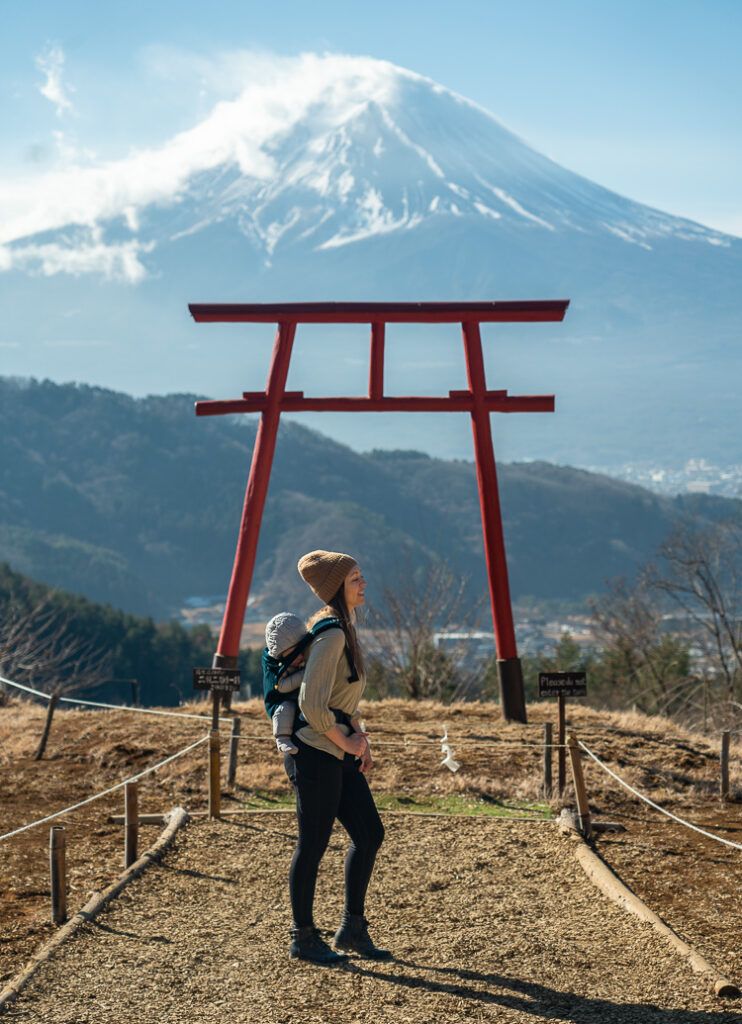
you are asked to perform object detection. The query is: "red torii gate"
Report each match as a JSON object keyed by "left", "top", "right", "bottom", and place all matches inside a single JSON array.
[{"left": 191, "top": 300, "right": 569, "bottom": 723}]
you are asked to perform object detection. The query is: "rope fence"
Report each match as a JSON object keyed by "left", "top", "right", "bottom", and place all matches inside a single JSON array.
[
  {"left": 578, "top": 739, "right": 742, "bottom": 852},
  {"left": 0, "top": 734, "right": 208, "bottom": 842},
  {"left": 3, "top": 669, "right": 736, "bottom": 843},
  {"left": 0, "top": 674, "right": 232, "bottom": 724},
  {"left": 230, "top": 731, "right": 566, "bottom": 749},
  {"left": 2, "top": 668, "right": 738, "bottom": 951}
]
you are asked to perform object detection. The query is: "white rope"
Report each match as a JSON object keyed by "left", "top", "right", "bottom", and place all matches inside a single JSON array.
[
  {"left": 369, "top": 738, "right": 563, "bottom": 749},
  {"left": 58, "top": 695, "right": 232, "bottom": 724},
  {"left": 2, "top": 676, "right": 562, "bottom": 746},
  {"left": 0, "top": 735, "right": 209, "bottom": 842},
  {"left": 578, "top": 740, "right": 742, "bottom": 852},
  {"left": 0, "top": 677, "right": 48, "bottom": 699},
  {"left": 0, "top": 674, "right": 231, "bottom": 723},
  {"left": 229, "top": 732, "right": 566, "bottom": 749}
]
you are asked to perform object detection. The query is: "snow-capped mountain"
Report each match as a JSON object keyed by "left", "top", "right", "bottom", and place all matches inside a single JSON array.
[
  {"left": 1, "top": 54, "right": 740, "bottom": 468},
  {"left": 157, "top": 70, "right": 729, "bottom": 265}
]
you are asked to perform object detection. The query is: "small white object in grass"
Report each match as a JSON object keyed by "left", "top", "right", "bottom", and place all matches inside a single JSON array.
[{"left": 440, "top": 727, "right": 460, "bottom": 772}]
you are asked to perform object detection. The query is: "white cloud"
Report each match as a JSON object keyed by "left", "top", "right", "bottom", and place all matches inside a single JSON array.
[
  {"left": 0, "top": 238, "right": 155, "bottom": 283},
  {"left": 35, "top": 44, "right": 75, "bottom": 116},
  {"left": 0, "top": 51, "right": 409, "bottom": 280}
]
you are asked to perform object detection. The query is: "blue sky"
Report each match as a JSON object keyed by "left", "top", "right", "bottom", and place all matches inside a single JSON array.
[{"left": 3, "top": 0, "right": 741, "bottom": 235}]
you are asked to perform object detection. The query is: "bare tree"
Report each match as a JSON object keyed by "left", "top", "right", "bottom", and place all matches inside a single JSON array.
[
  {"left": 588, "top": 577, "right": 693, "bottom": 716},
  {"left": 364, "top": 561, "right": 485, "bottom": 701},
  {"left": 0, "top": 599, "right": 111, "bottom": 759},
  {"left": 647, "top": 520, "right": 742, "bottom": 710}
]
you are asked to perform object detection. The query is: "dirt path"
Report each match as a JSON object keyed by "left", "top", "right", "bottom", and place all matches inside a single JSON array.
[{"left": 3, "top": 815, "right": 739, "bottom": 1024}]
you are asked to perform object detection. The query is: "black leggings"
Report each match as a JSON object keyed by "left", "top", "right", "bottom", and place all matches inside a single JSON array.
[{"left": 284, "top": 737, "right": 385, "bottom": 928}]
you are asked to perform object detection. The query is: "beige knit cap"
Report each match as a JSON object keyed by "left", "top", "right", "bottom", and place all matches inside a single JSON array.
[{"left": 297, "top": 550, "right": 357, "bottom": 604}]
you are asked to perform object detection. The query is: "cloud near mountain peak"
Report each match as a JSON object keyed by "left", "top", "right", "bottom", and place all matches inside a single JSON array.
[{"left": 0, "top": 52, "right": 417, "bottom": 280}]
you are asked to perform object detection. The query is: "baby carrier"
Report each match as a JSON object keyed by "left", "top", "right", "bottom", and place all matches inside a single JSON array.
[{"left": 262, "top": 616, "right": 359, "bottom": 721}]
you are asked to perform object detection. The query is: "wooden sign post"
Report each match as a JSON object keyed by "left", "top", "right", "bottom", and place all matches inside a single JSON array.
[
  {"left": 539, "top": 671, "right": 587, "bottom": 797},
  {"left": 193, "top": 667, "right": 241, "bottom": 819}
]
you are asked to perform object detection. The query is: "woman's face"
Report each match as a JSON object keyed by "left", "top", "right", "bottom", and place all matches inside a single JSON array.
[{"left": 343, "top": 563, "right": 366, "bottom": 611}]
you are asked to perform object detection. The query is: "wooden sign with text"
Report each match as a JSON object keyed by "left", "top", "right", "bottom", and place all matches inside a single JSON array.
[
  {"left": 538, "top": 671, "right": 587, "bottom": 698},
  {"left": 193, "top": 667, "right": 241, "bottom": 693}
]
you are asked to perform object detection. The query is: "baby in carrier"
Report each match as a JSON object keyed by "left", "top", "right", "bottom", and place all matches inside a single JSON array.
[
  {"left": 263, "top": 611, "right": 357, "bottom": 755},
  {"left": 263, "top": 612, "right": 308, "bottom": 755}
]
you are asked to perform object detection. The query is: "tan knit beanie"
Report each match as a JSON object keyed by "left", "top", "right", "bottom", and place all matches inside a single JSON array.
[{"left": 297, "top": 550, "right": 357, "bottom": 604}]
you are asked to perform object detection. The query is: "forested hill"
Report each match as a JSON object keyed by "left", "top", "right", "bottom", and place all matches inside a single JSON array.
[
  {"left": 2, "top": 377, "right": 740, "bottom": 619},
  {"left": 0, "top": 563, "right": 216, "bottom": 707}
]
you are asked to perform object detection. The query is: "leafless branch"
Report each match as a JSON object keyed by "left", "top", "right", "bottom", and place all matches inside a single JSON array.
[{"left": 364, "top": 560, "right": 485, "bottom": 701}]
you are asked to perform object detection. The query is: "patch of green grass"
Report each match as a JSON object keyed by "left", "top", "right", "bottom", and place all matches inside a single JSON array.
[
  {"left": 236, "top": 789, "right": 553, "bottom": 819},
  {"left": 374, "top": 794, "right": 553, "bottom": 818}
]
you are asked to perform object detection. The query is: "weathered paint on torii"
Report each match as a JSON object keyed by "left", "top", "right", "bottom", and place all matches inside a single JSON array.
[{"left": 191, "top": 300, "right": 570, "bottom": 723}]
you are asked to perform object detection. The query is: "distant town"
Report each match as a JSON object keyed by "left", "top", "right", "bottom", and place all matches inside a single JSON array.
[
  {"left": 178, "top": 460, "right": 741, "bottom": 661},
  {"left": 592, "top": 459, "right": 742, "bottom": 498}
]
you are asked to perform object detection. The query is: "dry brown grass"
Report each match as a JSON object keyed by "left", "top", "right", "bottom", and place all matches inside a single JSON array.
[{"left": 1, "top": 695, "right": 740, "bottom": 994}]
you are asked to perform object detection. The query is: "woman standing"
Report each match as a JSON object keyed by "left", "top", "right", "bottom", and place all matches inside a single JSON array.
[{"left": 284, "top": 549, "right": 390, "bottom": 965}]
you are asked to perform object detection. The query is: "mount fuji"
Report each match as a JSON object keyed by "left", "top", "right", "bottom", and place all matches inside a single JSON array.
[{"left": 1, "top": 54, "right": 740, "bottom": 468}]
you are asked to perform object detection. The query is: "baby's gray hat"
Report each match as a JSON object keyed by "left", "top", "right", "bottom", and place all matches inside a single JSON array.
[{"left": 265, "top": 612, "right": 307, "bottom": 658}]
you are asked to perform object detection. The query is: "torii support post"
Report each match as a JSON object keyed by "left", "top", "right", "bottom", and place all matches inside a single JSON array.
[
  {"left": 210, "top": 321, "right": 296, "bottom": 671},
  {"left": 191, "top": 301, "right": 570, "bottom": 723},
  {"left": 462, "top": 319, "right": 523, "bottom": 721}
]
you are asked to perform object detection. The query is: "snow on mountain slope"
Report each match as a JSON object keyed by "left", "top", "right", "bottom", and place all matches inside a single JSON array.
[
  {"left": 0, "top": 53, "right": 732, "bottom": 282},
  {"left": 1, "top": 53, "right": 740, "bottom": 470}
]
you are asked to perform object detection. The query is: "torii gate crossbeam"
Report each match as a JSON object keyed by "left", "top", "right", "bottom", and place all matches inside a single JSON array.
[{"left": 191, "top": 300, "right": 570, "bottom": 723}]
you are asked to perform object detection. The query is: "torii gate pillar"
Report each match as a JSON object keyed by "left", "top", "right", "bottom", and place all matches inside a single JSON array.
[{"left": 192, "top": 300, "right": 570, "bottom": 723}]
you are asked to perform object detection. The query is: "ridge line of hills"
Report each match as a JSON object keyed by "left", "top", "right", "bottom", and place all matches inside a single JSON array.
[{"left": 1, "top": 376, "right": 741, "bottom": 620}]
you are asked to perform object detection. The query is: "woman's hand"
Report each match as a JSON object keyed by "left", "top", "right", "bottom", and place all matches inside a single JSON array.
[
  {"left": 323, "top": 724, "right": 368, "bottom": 758},
  {"left": 344, "top": 731, "right": 368, "bottom": 758}
]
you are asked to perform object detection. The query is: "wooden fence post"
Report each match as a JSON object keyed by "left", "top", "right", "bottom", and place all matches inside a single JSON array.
[
  {"left": 49, "top": 826, "right": 67, "bottom": 924},
  {"left": 567, "top": 732, "right": 592, "bottom": 838},
  {"left": 125, "top": 781, "right": 139, "bottom": 868},
  {"left": 227, "top": 717, "right": 241, "bottom": 789},
  {"left": 720, "top": 731, "right": 730, "bottom": 802},
  {"left": 35, "top": 692, "right": 60, "bottom": 761},
  {"left": 557, "top": 693, "right": 566, "bottom": 797},
  {"left": 209, "top": 730, "right": 221, "bottom": 819},
  {"left": 543, "top": 722, "right": 553, "bottom": 798}
]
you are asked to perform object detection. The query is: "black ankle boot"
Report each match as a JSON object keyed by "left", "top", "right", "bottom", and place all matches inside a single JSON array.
[
  {"left": 290, "top": 925, "right": 348, "bottom": 965},
  {"left": 333, "top": 912, "right": 392, "bottom": 960}
]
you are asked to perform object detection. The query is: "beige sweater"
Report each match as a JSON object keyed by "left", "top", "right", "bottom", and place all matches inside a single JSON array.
[{"left": 297, "top": 627, "right": 365, "bottom": 760}]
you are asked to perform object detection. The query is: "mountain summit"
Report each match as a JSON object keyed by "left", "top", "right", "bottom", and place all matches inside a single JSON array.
[
  {"left": 152, "top": 56, "right": 730, "bottom": 268},
  {"left": 1, "top": 53, "right": 740, "bottom": 467},
  {"left": 2, "top": 54, "right": 730, "bottom": 280}
]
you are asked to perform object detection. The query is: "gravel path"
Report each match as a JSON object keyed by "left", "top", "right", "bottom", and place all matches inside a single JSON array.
[{"left": 3, "top": 815, "right": 739, "bottom": 1024}]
